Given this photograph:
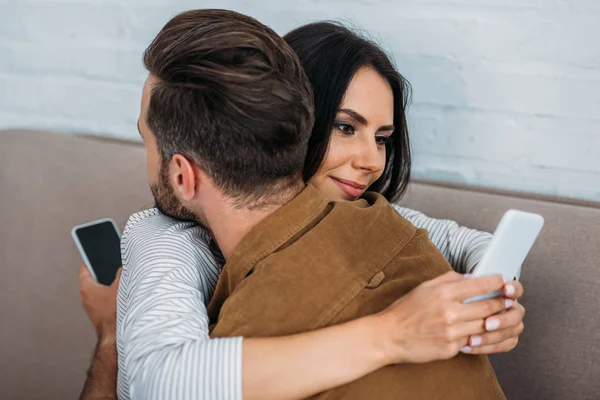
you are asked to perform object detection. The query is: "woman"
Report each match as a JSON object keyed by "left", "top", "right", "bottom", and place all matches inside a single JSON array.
[
  {"left": 81, "top": 21, "right": 525, "bottom": 400},
  {"left": 288, "top": 22, "right": 489, "bottom": 274}
]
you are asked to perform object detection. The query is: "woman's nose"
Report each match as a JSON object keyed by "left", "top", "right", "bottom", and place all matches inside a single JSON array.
[{"left": 352, "top": 136, "right": 384, "bottom": 173}]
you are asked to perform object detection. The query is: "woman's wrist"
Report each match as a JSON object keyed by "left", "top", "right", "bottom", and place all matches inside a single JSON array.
[
  {"left": 368, "top": 310, "right": 406, "bottom": 367},
  {"left": 352, "top": 313, "right": 400, "bottom": 370}
]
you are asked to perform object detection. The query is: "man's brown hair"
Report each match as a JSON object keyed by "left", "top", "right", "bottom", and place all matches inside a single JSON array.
[{"left": 143, "top": 9, "right": 314, "bottom": 205}]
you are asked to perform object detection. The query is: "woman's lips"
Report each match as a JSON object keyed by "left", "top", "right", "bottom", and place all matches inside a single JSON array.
[{"left": 330, "top": 176, "right": 366, "bottom": 199}]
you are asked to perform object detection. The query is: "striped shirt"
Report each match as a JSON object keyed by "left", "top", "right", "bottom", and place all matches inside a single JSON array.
[{"left": 116, "top": 205, "right": 491, "bottom": 400}]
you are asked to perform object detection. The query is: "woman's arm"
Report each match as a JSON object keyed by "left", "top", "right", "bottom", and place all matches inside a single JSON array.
[
  {"left": 110, "top": 210, "right": 520, "bottom": 400},
  {"left": 80, "top": 230, "right": 521, "bottom": 400},
  {"left": 118, "top": 219, "right": 386, "bottom": 400},
  {"left": 118, "top": 211, "right": 391, "bottom": 400},
  {"left": 81, "top": 259, "right": 522, "bottom": 400},
  {"left": 118, "top": 227, "right": 386, "bottom": 399},
  {"left": 242, "top": 316, "right": 385, "bottom": 400},
  {"left": 121, "top": 259, "right": 516, "bottom": 400},
  {"left": 392, "top": 205, "right": 492, "bottom": 274}
]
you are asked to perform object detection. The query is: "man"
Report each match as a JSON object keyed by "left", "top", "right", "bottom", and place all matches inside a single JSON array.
[{"left": 78, "top": 9, "right": 519, "bottom": 400}]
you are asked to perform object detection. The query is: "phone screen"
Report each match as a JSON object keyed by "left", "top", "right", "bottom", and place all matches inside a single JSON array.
[{"left": 74, "top": 221, "right": 121, "bottom": 285}]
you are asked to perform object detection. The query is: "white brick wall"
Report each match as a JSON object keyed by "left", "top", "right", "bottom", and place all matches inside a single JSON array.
[{"left": 1, "top": 0, "right": 599, "bottom": 201}]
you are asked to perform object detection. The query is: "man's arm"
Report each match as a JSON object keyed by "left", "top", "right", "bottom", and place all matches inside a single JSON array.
[
  {"left": 78, "top": 265, "right": 121, "bottom": 400},
  {"left": 79, "top": 336, "right": 118, "bottom": 400}
]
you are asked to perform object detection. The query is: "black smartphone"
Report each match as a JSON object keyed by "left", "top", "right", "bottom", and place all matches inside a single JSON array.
[{"left": 72, "top": 218, "right": 122, "bottom": 286}]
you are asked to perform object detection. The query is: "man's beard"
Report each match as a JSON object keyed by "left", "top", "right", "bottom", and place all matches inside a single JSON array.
[{"left": 150, "top": 162, "right": 198, "bottom": 223}]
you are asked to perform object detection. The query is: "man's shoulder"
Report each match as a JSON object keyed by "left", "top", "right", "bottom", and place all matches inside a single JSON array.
[
  {"left": 315, "top": 193, "right": 441, "bottom": 269},
  {"left": 333, "top": 192, "right": 416, "bottom": 234},
  {"left": 118, "top": 209, "right": 223, "bottom": 303},
  {"left": 123, "top": 208, "right": 211, "bottom": 244},
  {"left": 280, "top": 192, "right": 420, "bottom": 264},
  {"left": 121, "top": 208, "right": 224, "bottom": 267}
]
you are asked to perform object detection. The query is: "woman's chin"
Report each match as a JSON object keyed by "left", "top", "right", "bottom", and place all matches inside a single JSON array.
[
  {"left": 323, "top": 188, "right": 352, "bottom": 202},
  {"left": 311, "top": 180, "right": 362, "bottom": 202},
  {"left": 331, "top": 189, "right": 362, "bottom": 202}
]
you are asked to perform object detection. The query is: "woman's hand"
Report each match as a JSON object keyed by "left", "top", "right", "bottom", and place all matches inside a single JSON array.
[
  {"left": 375, "top": 271, "right": 513, "bottom": 364},
  {"left": 462, "top": 281, "right": 525, "bottom": 354}
]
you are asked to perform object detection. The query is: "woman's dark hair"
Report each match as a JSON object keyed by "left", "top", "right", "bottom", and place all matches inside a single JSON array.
[{"left": 284, "top": 22, "right": 412, "bottom": 202}]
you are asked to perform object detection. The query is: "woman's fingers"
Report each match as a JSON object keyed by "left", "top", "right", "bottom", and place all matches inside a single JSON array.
[
  {"left": 450, "top": 274, "right": 505, "bottom": 301},
  {"left": 482, "top": 302, "right": 525, "bottom": 331},
  {"left": 449, "top": 319, "right": 487, "bottom": 341},
  {"left": 468, "top": 319, "right": 524, "bottom": 346},
  {"left": 462, "top": 303, "right": 525, "bottom": 354},
  {"left": 452, "top": 305, "right": 522, "bottom": 350},
  {"left": 465, "top": 335, "right": 521, "bottom": 354},
  {"left": 461, "top": 324, "right": 522, "bottom": 354},
  {"left": 503, "top": 280, "right": 524, "bottom": 299},
  {"left": 423, "top": 270, "right": 465, "bottom": 286},
  {"left": 455, "top": 296, "right": 511, "bottom": 322}
]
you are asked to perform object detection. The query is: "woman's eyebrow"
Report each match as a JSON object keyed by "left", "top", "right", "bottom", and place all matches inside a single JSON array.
[
  {"left": 339, "top": 108, "right": 394, "bottom": 131},
  {"left": 339, "top": 108, "right": 367, "bottom": 125}
]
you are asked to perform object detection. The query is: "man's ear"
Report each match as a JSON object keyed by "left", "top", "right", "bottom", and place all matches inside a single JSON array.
[{"left": 171, "top": 154, "right": 199, "bottom": 201}]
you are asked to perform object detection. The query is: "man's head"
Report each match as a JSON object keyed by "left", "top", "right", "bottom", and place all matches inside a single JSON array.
[{"left": 138, "top": 9, "right": 314, "bottom": 221}]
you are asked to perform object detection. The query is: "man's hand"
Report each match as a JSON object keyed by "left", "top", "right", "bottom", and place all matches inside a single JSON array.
[
  {"left": 376, "top": 271, "right": 514, "bottom": 364},
  {"left": 78, "top": 265, "right": 121, "bottom": 400},
  {"left": 78, "top": 264, "right": 121, "bottom": 338}
]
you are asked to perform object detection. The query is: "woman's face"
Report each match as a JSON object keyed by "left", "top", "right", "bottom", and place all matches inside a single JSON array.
[{"left": 308, "top": 66, "right": 394, "bottom": 201}]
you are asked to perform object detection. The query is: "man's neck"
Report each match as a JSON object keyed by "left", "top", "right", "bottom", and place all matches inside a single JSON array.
[{"left": 201, "top": 182, "right": 305, "bottom": 260}]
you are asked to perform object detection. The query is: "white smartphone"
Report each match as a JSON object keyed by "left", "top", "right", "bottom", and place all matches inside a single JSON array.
[
  {"left": 464, "top": 209, "right": 544, "bottom": 303},
  {"left": 72, "top": 218, "right": 122, "bottom": 286}
]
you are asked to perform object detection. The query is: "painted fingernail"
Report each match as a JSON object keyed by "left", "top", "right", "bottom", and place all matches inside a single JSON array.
[
  {"left": 461, "top": 346, "right": 472, "bottom": 353},
  {"left": 505, "top": 299, "right": 514, "bottom": 308},
  {"left": 486, "top": 319, "right": 500, "bottom": 331},
  {"left": 471, "top": 336, "right": 482, "bottom": 346},
  {"left": 505, "top": 284, "right": 515, "bottom": 296}
]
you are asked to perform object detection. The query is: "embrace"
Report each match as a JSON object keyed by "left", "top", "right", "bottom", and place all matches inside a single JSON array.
[{"left": 78, "top": 9, "right": 525, "bottom": 400}]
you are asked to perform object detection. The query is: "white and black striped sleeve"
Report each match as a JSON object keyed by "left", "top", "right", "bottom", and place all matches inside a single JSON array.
[
  {"left": 116, "top": 209, "right": 242, "bottom": 400},
  {"left": 392, "top": 205, "right": 492, "bottom": 274}
]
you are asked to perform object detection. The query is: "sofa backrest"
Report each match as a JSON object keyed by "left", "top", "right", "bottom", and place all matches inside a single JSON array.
[
  {"left": 401, "top": 181, "right": 600, "bottom": 400},
  {"left": 0, "top": 130, "right": 151, "bottom": 400},
  {"left": 1, "top": 129, "right": 598, "bottom": 400}
]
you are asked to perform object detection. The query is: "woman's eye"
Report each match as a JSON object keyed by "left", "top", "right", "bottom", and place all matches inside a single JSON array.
[
  {"left": 376, "top": 135, "right": 391, "bottom": 146},
  {"left": 335, "top": 123, "right": 355, "bottom": 135}
]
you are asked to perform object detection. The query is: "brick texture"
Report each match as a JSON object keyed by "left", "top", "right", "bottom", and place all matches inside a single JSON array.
[{"left": 1, "top": 0, "right": 599, "bottom": 201}]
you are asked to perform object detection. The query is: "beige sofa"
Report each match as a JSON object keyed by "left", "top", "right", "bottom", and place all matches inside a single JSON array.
[{"left": 1, "top": 129, "right": 599, "bottom": 400}]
